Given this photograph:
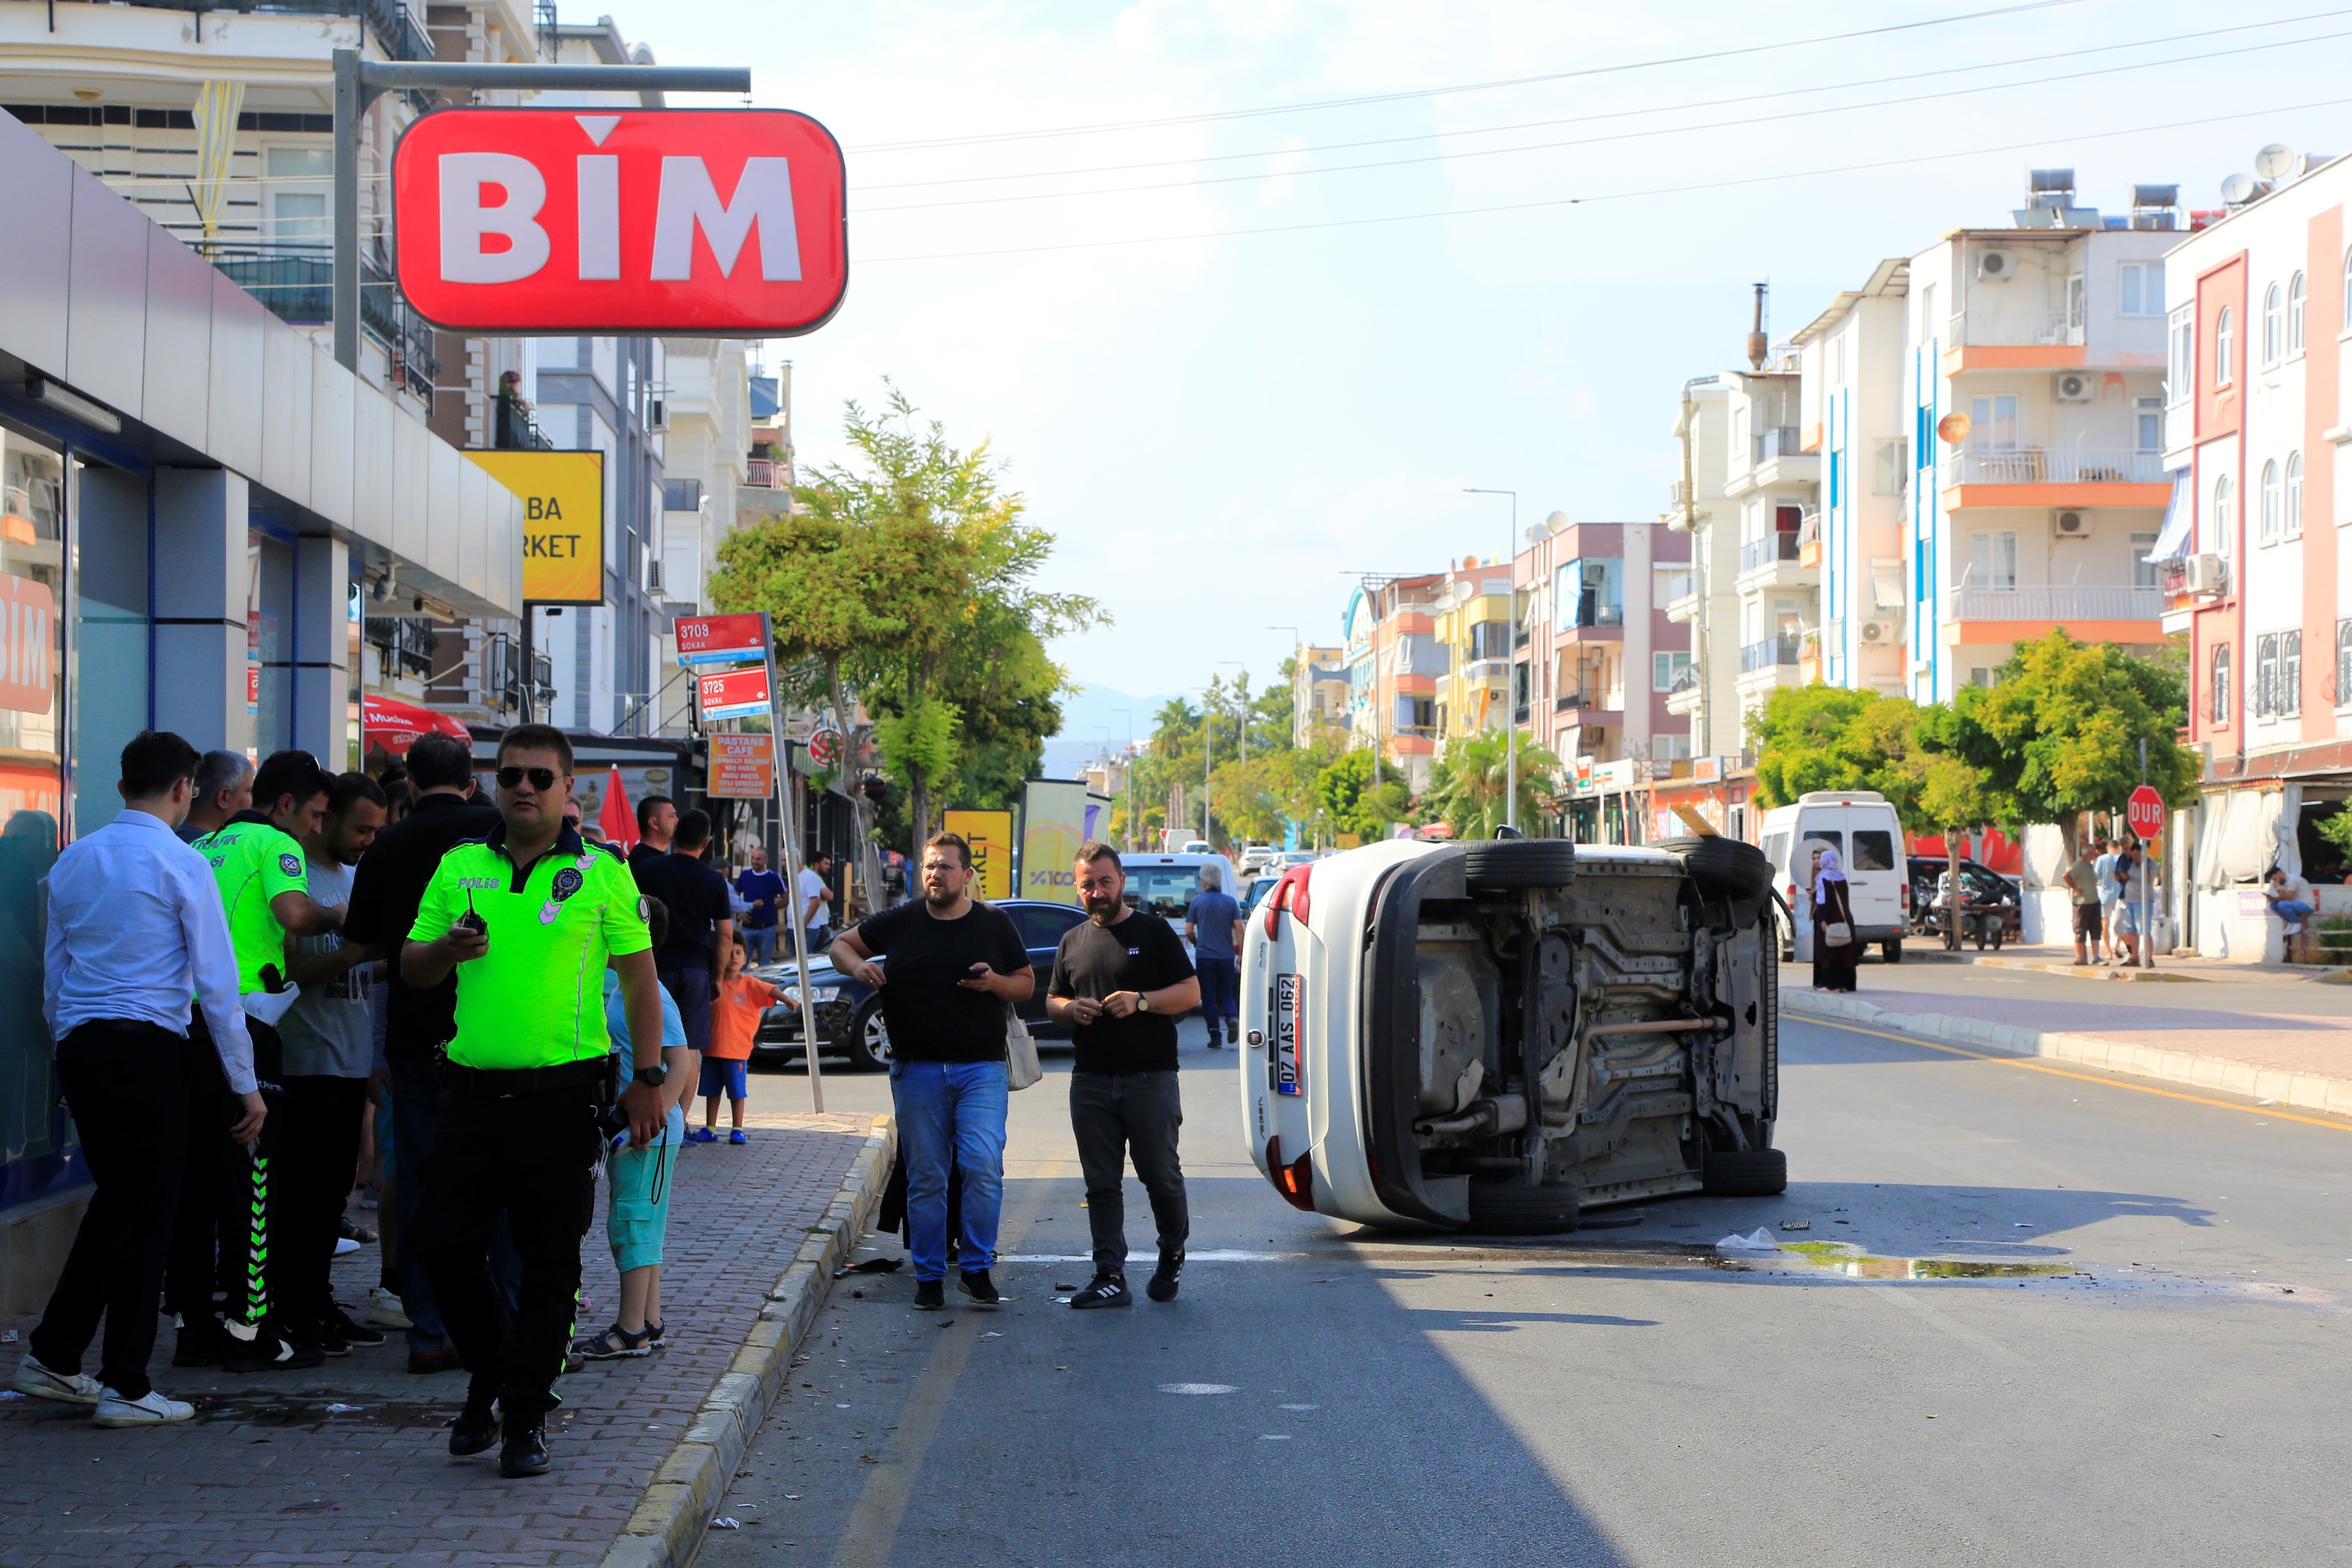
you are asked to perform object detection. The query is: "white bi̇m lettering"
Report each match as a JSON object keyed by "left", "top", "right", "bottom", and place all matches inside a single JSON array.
[{"left": 437, "top": 150, "right": 801, "bottom": 286}]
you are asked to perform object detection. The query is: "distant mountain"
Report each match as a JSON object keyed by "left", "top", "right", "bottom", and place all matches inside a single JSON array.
[{"left": 1031, "top": 681, "right": 1176, "bottom": 779}]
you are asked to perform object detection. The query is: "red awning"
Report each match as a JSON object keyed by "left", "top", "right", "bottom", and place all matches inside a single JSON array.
[{"left": 361, "top": 693, "right": 471, "bottom": 758}]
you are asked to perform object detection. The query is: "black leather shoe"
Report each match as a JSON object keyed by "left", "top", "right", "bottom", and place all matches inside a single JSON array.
[
  {"left": 499, "top": 1417, "right": 551, "bottom": 1477},
  {"left": 448, "top": 1400, "right": 499, "bottom": 1457}
]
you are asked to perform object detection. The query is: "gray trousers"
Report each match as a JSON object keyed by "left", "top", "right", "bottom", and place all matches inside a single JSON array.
[{"left": 1069, "top": 1070, "right": 1189, "bottom": 1273}]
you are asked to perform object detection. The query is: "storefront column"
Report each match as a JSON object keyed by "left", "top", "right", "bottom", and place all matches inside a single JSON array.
[
  {"left": 152, "top": 468, "right": 250, "bottom": 755},
  {"left": 292, "top": 534, "right": 349, "bottom": 766}
]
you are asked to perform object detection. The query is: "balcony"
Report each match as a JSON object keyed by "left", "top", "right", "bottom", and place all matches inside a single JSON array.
[
  {"left": 1736, "top": 530, "right": 1815, "bottom": 592},
  {"left": 206, "top": 246, "right": 438, "bottom": 401},
  {"left": 1740, "top": 533, "right": 1800, "bottom": 573},
  {"left": 1555, "top": 688, "right": 1624, "bottom": 716},
  {"left": 1665, "top": 587, "right": 1702, "bottom": 624},
  {"left": 1664, "top": 665, "right": 1705, "bottom": 718},
  {"left": 1741, "top": 635, "right": 1800, "bottom": 673},
  {"left": 1943, "top": 584, "right": 2165, "bottom": 647},
  {"left": 120, "top": 0, "right": 435, "bottom": 61},
  {"left": 1936, "top": 447, "right": 2171, "bottom": 510},
  {"left": 1943, "top": 309, "right": 2086, "bottom": 373}
]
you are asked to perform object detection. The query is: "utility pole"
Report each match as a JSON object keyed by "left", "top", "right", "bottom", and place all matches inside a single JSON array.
[{"left": 1465, "top": 488, "right": 1520, "bottom": 834}]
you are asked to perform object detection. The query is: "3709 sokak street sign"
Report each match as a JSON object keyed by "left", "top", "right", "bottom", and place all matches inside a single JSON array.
[
  {"left": 674, "top": 612, "right": 769, "bottom": 665},
  {"left": 393, "top": 108, "right": 846, "bottom": 335}
]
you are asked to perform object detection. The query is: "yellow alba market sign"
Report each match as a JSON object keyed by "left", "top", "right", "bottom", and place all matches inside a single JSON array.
[{"left": 466, "top": 450, "right": 606, "bottom": 605}]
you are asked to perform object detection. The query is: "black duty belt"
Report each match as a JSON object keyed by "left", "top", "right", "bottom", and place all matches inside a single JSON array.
[{"left": 442, "top": 1057, "right": 608, "bottom": 1098}]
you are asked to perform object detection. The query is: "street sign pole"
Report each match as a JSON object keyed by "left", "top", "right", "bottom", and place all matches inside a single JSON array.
[{"left": 760, "top": 611, "right": 826, "bottom": 1113}]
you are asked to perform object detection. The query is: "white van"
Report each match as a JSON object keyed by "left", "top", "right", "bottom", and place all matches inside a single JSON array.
[
  {"left": 1758, "top": 790, "right": 1910, "bottom": 962},
  {"left": 1118, "top": 851, "right": 1242, "bottom": 957}
]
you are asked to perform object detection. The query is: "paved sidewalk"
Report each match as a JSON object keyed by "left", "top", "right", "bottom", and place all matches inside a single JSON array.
[{"left": 0, "top": 1108, "right": 883, "bottom": 1568}]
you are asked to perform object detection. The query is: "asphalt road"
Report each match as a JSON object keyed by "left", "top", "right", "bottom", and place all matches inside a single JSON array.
[{"left": 707, "top": 1006, "right": 2352, "bottom": 1567}]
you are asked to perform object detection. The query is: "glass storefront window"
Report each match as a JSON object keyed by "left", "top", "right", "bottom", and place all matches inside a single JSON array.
[{"left": 0, "top": 428, "right": 66, "bottom": 1197}]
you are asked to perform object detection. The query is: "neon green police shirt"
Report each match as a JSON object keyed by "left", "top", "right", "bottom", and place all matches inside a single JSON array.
[
  {"left": 408, "top": 821, "right": 652, "bottom": 1069},
  {"left": 192, "top": 818, "right": 310, "bottom": 996}
]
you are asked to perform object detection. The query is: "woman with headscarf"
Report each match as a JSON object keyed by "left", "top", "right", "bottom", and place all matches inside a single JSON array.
[{"left": 1811, "top": 845, "right": 1860, "bottom": 993}]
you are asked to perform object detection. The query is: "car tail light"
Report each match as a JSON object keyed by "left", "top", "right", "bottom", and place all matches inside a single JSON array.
[
  {"left": 1264, "top": 1136, "right": 1315, "bottom": 1211},
  {"left": 1901, "top": 881, "right": 1912, "bottom": 913},
  {"left": 1263, "top": 864, "right": 1314, "bottom": 939}
]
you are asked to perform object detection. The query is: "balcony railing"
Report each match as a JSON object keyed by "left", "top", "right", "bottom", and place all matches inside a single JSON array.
[
  {"left": 206, "top": 246, "right": 438, "bottom": 400},
  {"left": 1937, "top": 448, "right": 2165, "bottom": 487},
  {"left": 1741, "top": 635, "right": 1800, "bottom": 673},
  {"left": 124, "top": 0, "right": 434, "bottom": 61},
  {"left": 1740, "top": 532, "right": 1802, "bottom": 573},
  {"left": 1947, "top": 586, "right": 2164, "bottom": 622},
  {"left": 1668, "top": 665, "right": 1701, "bottom": 695},
  {"left": 1751, "top": 427, "right": 1806, "bottom": 465},
  {"left": 1953, "top": 309, "right": 2084, "bottom": 348}
]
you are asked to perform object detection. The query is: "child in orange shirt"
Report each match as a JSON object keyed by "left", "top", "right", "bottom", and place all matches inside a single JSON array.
[{"left": 699, "top": 933, "right": 778, "bottom": 1145}]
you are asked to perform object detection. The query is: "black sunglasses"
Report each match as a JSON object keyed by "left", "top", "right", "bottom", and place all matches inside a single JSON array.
[{"left": 496, "top": 766, "right": 561, "bottom": 791}]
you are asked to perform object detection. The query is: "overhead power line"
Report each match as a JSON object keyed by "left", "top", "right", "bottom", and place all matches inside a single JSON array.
[
  {"left": 846, "top": 0, "right": 2093, "bottom": 153},
  {"left": 858, "top": 25, "right": 2352, "bottom": 215},
  {"left": 859, "top": 93, "right": 2352, "bottom": 265}
]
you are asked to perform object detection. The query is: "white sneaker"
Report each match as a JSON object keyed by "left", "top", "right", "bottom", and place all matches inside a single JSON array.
[
  {"left": 333, "top": 1237, "right": 360, "bottom": 1257},
  {"left": 366, "top": 1286, "right": 413, "bottom": 1330},
  {"left": 92, "top": 1387, "right": 195, "bottom": 1427},
  {"left": 13, "top": 1355, "right": 100, "bottom": 1405}
]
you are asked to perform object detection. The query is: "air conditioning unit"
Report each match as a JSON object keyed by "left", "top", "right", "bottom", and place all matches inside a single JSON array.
[
  {"left": 2185, "top": 552, "right": 2229, "bottom": 595},
  {"left": 1860, "top": 617, "right": 1902, "bottom": 645},
  {"left": 2053, "top": 370, "right": 2097, "bottom": 402},
  {"left": 1977, "top": 250, "right": 2015, "bottom": 281},
  {"left": 646, "top": 556, "right": 666, "bottom": 594},
  {"left": 2053, "top": 508, "right": 2092, "bottom": 538}
]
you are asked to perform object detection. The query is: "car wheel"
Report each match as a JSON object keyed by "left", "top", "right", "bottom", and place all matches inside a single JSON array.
[
  {"left": 1882, "top": 938, "right": 1902, "bottom": 965},
  {"left": 1460, "top": 839, "right": 1577, "bottom": 889},
  {"left": 843, "top": 997, "right": 892, "bottom": 1074},
  {"left": 1702, "top": 1147, "right": 1787, "bottom": 1197},
  {"left": 1462, "top": 1177, "right": 1582, "bottom": 1235},
  {"left": 1660, "top": 835, "right": 1774, "bottom": 902}
]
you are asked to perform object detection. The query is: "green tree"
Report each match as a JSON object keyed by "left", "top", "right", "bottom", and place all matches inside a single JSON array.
[
  {"left": 1314, "top": 749, "right": 1413, "bottom": 842},
  {"left": 1750, "top": 685, "right": 1921, "bottom": 809},
  {"left": 1971, "top": 631, "right": 2200, "bottom": 831},
  {"left": 1425, "top": 733, "right": 1564, "bottom": 840}
]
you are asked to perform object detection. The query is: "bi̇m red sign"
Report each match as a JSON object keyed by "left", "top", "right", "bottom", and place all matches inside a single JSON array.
[{"left": 391, "top": 108, "right": 846, "bottom": 336}]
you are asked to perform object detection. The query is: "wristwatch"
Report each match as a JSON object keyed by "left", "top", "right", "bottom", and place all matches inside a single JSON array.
[
  {"left": 1137, "top": 994, "right": 1152, "bottom": 1014},
  {"left": 633, "top": 1064, "right": 668, "bottom": 1088}
]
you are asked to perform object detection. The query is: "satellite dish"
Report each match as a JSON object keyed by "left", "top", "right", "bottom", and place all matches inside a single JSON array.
[
  {"left": 1544, "top": 510, "right": 1570, "bottom": 533},
  {"left": 2254, "top": 143, "right": 2296, "bottom": 180},
  {"left": 2222, "top": 172, "right": 2260, "bottom": 205},
  {"left": 1524, "top": 525, "right": 1550, "bottom": 544},
  {"left": 1936, "top": 411, "right": 1972, "bottom": 445}
]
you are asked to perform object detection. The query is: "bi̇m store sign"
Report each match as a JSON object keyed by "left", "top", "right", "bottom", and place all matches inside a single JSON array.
[{"left": 393, "top": 108, "right": 846, "bottom": 336}]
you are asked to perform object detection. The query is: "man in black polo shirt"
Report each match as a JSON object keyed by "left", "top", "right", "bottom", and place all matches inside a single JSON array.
[
  {"left": 341, "top": 733, "right": 500, "bottom": 1374},
  {"left": 1045, "top": 841, "right": 1199, "bottom": 1309},
  {"left": 630, "top": 808, "right": 731, "bottom": 1117},
  {"left": 629, "top": 794, "right": 676, "bottom": 872}
]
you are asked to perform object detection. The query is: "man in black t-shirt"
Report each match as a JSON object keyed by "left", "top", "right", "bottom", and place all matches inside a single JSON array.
[
  {"left": 631, "top": 810, "right": 732, "bottom": 1084},
  {"left": 1046, "top": 841, "right": 1199, "bottom": 1309},
  {"left": 831, "top": 832, "right": 1032, "bottom": 1311}
]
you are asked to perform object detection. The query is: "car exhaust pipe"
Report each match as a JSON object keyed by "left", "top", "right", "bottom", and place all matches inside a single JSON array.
[{"left": 1415, "top": 1093, "right": 1529, "bottom": 1138}]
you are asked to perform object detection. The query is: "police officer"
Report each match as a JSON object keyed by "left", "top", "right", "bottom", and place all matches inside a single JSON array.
[{"left": 403, "top": 724, "right": 665, "bottom": 1479}]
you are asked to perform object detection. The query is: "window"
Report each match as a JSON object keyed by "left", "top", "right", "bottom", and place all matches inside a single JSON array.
[
  {"left": 2217, "top": 306, "right": 2234, "bottom": 386},
  {"left": 2291, "top": 271, "right": 2307, "bottom": 351},
  {"left": 1653, "top": 562, "right": 1691, "bottom": 606},
  {"left": 265, "top": 145, "right": 332, "bottom": 247},
  {"left": 2119, "top": 260, "right": 2165, "bottom": 316},
  {"left": 2288, "top": 451, "right": 2305, "bottom": 538},
  {"left": 2256, "top": 634, "right": 2280, "bottom": 718},
  {"left": 2264, "top": 284, "right": 2285, "bottom": 364},
  {"left": 2286, "top": 629, "right": 2304, "bottom": 715},
  {"left": 1970, "top": 668, "right": 1997, "bottom": 689},
  {"left": 2135, "top": 396, "right": 2164, "bottom": 454},
  {"left": 1654, "top": 650, "right": 1693, "bottom": 691},
  {"left": 2339, "top": 620, "right": 2352, "bottom": 709},
  {"left": 2066, "top": 273, "right": 2086, "bottom": 336},
  {"left": 2212, "top": 473, "right": 2235, "bottom": 556},
  {"left": 1467, "top": 620, "right": 1513, "bottom": 661},
  {"left": 2261, "top": 459, "right": 2282, "bottom": 546},
  {"left": 2132, "top": 532, "right": 2159, "bottom": 589},
  {"left": 1651, "top": 733, "right": 1693, "bottom": 762},
  {"left": 2212, "top": 644, "right": 2231, "bottom": 725},
  {"left": 1873, "top": 438, "right": 1909, "bottom": 495},
  {"left": 1968, "top": 395, "right": 2018, "bottom": 451},
  {"left": 1850, "top": 831, "right": 1898, "bottom": 872},
  {"left": 1969, "top": 530, "right": 2018, "bottom": 590},
  {"left": 1557, "top": 558, "right": 1623, "bottom": 628},
  {"left": 2168, "top": 306, "right": 2194, "bottom": 404}
]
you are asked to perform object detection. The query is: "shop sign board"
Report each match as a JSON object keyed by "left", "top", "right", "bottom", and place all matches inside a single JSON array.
[
  {"left": 943, "top": 809, "right": 1014, "bottom": 901},
  {"left": 698, "top": 665, "right": 772, "bottom": 721},
  {"left": 0, "top": 571, "right": 53, "bottom": 715},
  {"left": 706, "top": 731, "right": 775, "bottom": 798},
  {"left": 465, "top": 450, "right": 605, "bottom": 604},
  {"left": 393, "top": 108, "right": 848, "bottom": 336},
  {"left": 674, "top": 611, "right": 769, "bottom": 665},
  {"left": 1019, "top": 780, "right": 1110, "bottom": 907}
]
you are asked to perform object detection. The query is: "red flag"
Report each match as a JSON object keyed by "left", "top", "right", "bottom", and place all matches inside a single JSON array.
[{"left": 598, "top": 764, "right": 638, "bottom": 850}]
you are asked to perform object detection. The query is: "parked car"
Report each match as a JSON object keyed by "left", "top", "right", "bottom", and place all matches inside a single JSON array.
[
  {"left": 1239, "top": 873, "right": 1283, "bottom": 920},
  {"left": 1238, "top": 843, "right": 1280, "bottom": 878},
  {"left": 1760, "top": 791, "right": 1911, "bottom": 963},
  {"left": 752, "top": 898, "right": 1091, "bottom": 1072},
  {"left": 1905, "top": 856, "right": 2023, "bottom": 947},
  {"left": 1240, "top": 835, "right": 1784, "bottom": 1235}
]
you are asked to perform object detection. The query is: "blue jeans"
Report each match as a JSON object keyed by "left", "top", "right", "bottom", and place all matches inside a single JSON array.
[
  {"left": 2274, "top": 899, "right": 2315, "bottom": 923},
  {"left": 388, "top": 1049, "right": 519, "bottom": 1350},
  {"left": 1195, "top": 956, "right": 1239, "bottom": 1022},
  {"left": 890, "top": 1060, "right": 1007, "bottom": 1282},
  {"left": 743, "top": 926, "right": 777, "bottom": 966}
]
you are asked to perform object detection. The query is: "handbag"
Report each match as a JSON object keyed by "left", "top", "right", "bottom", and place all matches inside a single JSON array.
[
  {"left": 1820, "top": 883, "right": 1853, "bottom": 947},
  {"left": 1003, "top": 1004, "right": 1042, "bottom": 1091}
]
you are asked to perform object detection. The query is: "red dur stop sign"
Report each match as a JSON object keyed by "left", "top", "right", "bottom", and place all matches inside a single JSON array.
[
  {"left": 392, "top": 107, "right": 846, "bottom": 336},
  {"left": 2127, "top": 785, "right": 2165, "bottom": 840}
]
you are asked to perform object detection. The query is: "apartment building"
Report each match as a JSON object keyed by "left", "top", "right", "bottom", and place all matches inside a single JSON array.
[
  {"left": 1289, "top": 642, "right": 1348, "bottom": 748},
  {"left": 1431, "top": 557, "right": 1518, "bottom": 756},
  {"left": 1905, "top": 172, "right": 2175, "bottom": 700},
  {"left": 1513, "top": 519, "right": 1689, "bottom": 769},
  {"left": 1724, "top": 363, "right": 1820, "bottom": 726},
  {"left": 1341, "top": 571, "right": 1447, "bottom": 791},
  {"left": 1664, "top": 377, "right": 1741, "bottom": 753},
  {"left": 2160, "top": 145, "right": 2352, "bottom": 959}
]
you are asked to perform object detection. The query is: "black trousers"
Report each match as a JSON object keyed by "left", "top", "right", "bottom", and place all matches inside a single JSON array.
[
  {"left": 165, "top": 1030, "right": 230, "bottom": 1325},
  {"left": 413, "top": 1079, "right": 598, "bottom": 1418},
  {"left": 1069, "top": 1070, "right": 1189, "bottom": 1273},
  {"left": 30, "top": 1021, "right": 190, "bottom": 1400},
  {"left": 280, "top": 1074, "right": 369, "bottom": 1324}
]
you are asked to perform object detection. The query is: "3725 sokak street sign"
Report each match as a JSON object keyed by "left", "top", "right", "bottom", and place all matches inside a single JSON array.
[{"left": 392, "top": 108, "right": 846, "bottom": 335}]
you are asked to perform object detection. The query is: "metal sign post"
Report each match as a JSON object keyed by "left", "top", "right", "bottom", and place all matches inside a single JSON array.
[{"left": 760, "top": 611, "right": 826, "bottom": 1112}]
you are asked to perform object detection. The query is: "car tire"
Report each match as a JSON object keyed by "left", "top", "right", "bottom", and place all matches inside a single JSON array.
[
  {"left": 843, "top": 997, "right": 892, "bottom": 1074},
  {"left": 1462, "top": 1177, "right": 1582, "bottom": 1235},
  {"left": 1882, "top": 938, "right": 1902, "bottom": 965},
  {"left": 1460, "top": 839, "right": 1577, "bottom": 888},
  {"left": 1702, "top": 1147, "right": 1787, "bottom": 1197},
  {"left": 1660, "top": 835, "right": 1774, "bottom": 902}
]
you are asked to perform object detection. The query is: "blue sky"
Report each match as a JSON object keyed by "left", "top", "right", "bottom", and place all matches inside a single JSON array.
[{"left": 635, "top": 0, "right": 2352, "bottom": 736}]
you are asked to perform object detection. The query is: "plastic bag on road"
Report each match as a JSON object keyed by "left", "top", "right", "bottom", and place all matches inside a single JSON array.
[{"left": 1715, "top": 1227, "right": 1781, "bottom": 1253}]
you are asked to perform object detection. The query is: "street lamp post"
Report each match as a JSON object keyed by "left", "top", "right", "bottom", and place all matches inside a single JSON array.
[{"left": 1464, "top": 488, "right": 1520, "bottom": 835}]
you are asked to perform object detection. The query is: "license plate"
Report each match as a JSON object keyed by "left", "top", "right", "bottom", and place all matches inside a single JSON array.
[{"left": 1273, "top": 972, "right": 1304, "bottom": 1096}]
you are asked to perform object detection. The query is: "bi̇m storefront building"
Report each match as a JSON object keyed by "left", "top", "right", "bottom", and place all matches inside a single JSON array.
[{"left": 0, "top": 109, "right": 524, "bottom": 1300}]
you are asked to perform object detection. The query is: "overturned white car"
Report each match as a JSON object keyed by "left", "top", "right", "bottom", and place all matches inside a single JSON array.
[{"left": 1240, "top": 835, "right": 1784, "bottom": 1234}]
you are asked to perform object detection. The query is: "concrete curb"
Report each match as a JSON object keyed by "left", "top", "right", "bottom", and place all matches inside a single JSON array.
[
  {"left": 601, "top": 1114, "right": 896, "bottom": 1568},
  {"left": 1968, "top": 956, "right": 2209, "bottom": 984},
  {"left": 1783, "top": 990, "right": 2352, "bottom": 1118}
]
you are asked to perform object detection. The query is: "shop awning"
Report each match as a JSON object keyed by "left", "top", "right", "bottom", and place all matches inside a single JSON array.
[{"left": 361, "top": 694, "right": 471, "bottom": 758}]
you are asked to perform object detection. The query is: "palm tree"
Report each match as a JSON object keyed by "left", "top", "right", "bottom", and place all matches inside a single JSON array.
[{"left": 1427, "top": 733, "right": 1562, "bottom": 839}]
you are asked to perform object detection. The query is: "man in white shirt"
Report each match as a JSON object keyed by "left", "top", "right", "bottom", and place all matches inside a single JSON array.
[
  {"left": 13, "top": 731, "right": 262, "bottom": 1429},
  {"left": 797, "top": 851, "right": 835, "bottom": 953}
]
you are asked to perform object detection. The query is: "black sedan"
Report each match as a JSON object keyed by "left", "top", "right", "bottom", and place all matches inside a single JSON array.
[
  {"left": 750, "top": 899, "right": 1093, "bottom": 1073},
  {"left": 1905, "top": 855, "right": 2024, "bottom": 945}
]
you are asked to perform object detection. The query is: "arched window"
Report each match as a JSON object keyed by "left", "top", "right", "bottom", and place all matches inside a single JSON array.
[
  {"left": 2288, "top": 451, "right": 2305, "bottom": 538},
  {"left": 2214, "top": 472, "right": 2235, "bottom": 556},
  {"left": 2290, "top": 271, "right": 2307, "bottom": 351},
  {"left": 2217, "top": 306, "right": 2235, "bottom": 386},
  {"left": 2213, "top": 644, "right": 2233, "bottom": 726},
  {"left": 2265, "top": 284, "right": 2284, "bottom": 363},
  {"left": 2261, "top": 459, "right": 2282, "bottom": 545}
]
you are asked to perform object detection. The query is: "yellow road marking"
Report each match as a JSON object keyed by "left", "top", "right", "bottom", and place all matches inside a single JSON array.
[{"left": 1807, "top": 1017, "right": 2352, "bottom": 1134}]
